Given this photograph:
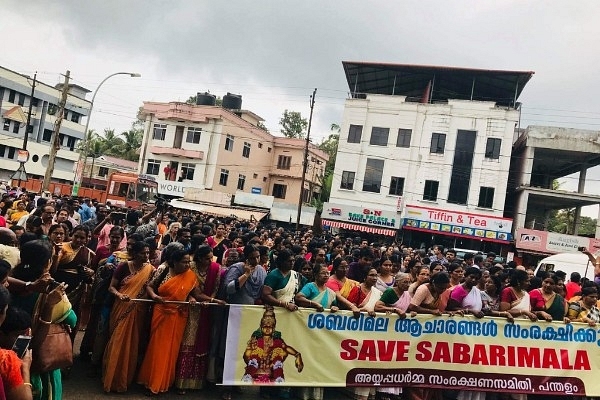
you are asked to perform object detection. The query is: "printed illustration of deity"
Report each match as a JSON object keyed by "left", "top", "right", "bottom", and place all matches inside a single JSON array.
[{"left": 242, "top": 306, "right": 303, "bottom": 383}]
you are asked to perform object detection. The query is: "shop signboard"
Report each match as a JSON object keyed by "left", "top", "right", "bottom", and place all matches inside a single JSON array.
[
  {"left": 515, "top": 228, "right": 600, "bottom": 254},
  {"left": 323, "top": 202, "right": 401, "bottom": 229}
]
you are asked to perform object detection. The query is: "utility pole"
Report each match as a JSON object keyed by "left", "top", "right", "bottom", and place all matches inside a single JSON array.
[
  {"left": 296, "top": 88, "right": 317, "bottom": 231},
  {"left": 42, "top": 70, "right": 70, "bottom": 192}
]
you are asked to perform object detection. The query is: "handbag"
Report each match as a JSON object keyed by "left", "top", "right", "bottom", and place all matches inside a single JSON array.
[{"left": 32, "top": 323, "right": 73, "bottom": 373}]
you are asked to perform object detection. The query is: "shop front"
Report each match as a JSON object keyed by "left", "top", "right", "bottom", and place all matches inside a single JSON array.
[
  {"left": 321, "top": 202, "right": 399, "bottom": 238},
  {"left": 401, "top": 205, "right": 513, "bottom": 253}
]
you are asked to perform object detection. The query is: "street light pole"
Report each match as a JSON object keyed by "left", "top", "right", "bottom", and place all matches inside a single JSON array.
[{"left": 72, "top": 71, "right": 141, "bottom": 196}]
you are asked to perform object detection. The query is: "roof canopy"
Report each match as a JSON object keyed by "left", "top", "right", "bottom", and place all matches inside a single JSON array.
[{"left": 342, "top": 61, "right": 534, "bottom": 108}]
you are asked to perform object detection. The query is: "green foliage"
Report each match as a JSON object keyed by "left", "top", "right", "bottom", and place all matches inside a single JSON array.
[
  {"left": 279, "top": 109, "right": 308, "bottom": 139},
  {"left": 256, "top": 121, "right": 269, "bottom": 132},
  {"left": 316, "top": 124, "right": 340, "bottom": 204},
  {"left": 84, "top": 122, "right": 143, "bottom": 162},
  {"left": 546, "top": 208, "right": 597, "bottom": 236}
]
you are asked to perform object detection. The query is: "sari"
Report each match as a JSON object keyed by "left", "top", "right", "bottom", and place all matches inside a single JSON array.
[
  {"left": 347, "top": 285, "right": 383, "bottom": 311},
  {"left": 175, "top": 261, "right": 221, "bottom": 390},
  {"left": 300, "top": 283, "right": 337, "bottom": 308},
  {"left": 102, "top": 262, "right": 154, "bottom": 392},
  {"left": 380, "top": 288, "right": 412, "bottom": 313},
  {"left": 529, "top": 289, "right": 566, "bottom": 321},
  {"left": 325, "top": 276, "right": 358, "bottom": 299},
  {"left": 137, "top": 267, "right": 198, "bottom": 394},
  {"left": 501, "top": 287, "right": 530, "bottom": 314}
]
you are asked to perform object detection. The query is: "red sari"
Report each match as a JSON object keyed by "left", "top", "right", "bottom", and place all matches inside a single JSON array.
[{"left": 175, "top": 261, "right": 221, "bottom": 390}]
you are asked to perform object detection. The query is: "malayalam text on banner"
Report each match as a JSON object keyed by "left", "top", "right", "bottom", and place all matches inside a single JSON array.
[{"left": 223, "top": 305, "right": 599, "bottom": 396}]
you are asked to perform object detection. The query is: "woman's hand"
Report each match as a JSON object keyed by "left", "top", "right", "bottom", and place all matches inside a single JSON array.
[
  {"left": 284, "top": 303, "right": 299, "bottom": 312},
  {"left": 367, "top": 310, "right": 376, "bottom": 317},
  {"left": 563, "top": 317, "right": 571, "bottom": 324},
  {"left": 431, "top": 309, "right": 442, "bottom": 316},
  {"left": 527, "top": 312, "right": 538, "bottom": 322},
  {"left": 118, "top": 293, "right": 130, "bottom": 302},
  {"left": 153, "top": 295, "right": 165, "bottom": 304},
  {"left": 539, "top": 311, "right": 552, "bottom": 322},
  {"left": 330, "top": 306, "right": 339, "bottom": 313},
  {"left": 472, "top": 310, "right": 485, "bottom": 319},
  {"left": 20, "top": 349, "right": 32, "bottom": 373},
  {"left": 46, "top": 283, "right": 68, "bottom": 306}
]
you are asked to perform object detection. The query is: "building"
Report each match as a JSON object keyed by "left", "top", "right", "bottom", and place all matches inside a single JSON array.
[
  {"left": 507, "top": 126, "right": 600, "bottom": 265},
  {"left": 137, "top": 95, "right": 328, "bottom": 205},
  {"left": 326, "top": 62, "right": 533, "bottom": 250},
  {"left": 0, "top": 66, "right": 91, "bottom": 183},
  {"left": 80, "top": 155, "right": 138, "bottom": 191}
]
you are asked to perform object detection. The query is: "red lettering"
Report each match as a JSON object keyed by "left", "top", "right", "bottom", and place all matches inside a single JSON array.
[
  {"left": 432, "top": 342, "right": 451, "bottom": 363},
  {"left": 472, "top": 344, "right": 490, "bottom": 366},
  {"left": 396, "top": 341, "right": 410, "bottom": 362},
  {"left": 374, "top": 210, "right": 382, "bottom": 216},
  {"left": 377, "top": 341, "right": 396, "bottom": 362},
  {"left": 574, "top": 350, "right": 591, "bottom": 370},
  {"left": 507, "top": 345, "right": 515, "bottom": 367},
  {"left": 340, "top": 339, "right": 358, "bottom": 360},
  {"left": 560, "top": 349, "right": 573, "bottom": 370},
  {"left": 416, "top": 341, "right": 432, "bottom": 361},
  {"left": 542, "top": 348, "right": 560, "bottom": 369},
  {"left": 358, "top": 340, "right": 377, "bottom": 361},
  {"left": 452, "top": 343, "right": 470, "bottom": 364},
  {"left": 517, "top": 347, "right": 541, "bottom": 368}
]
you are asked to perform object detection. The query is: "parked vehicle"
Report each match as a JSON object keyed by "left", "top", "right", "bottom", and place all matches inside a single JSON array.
[
  {"left": 12, "top": 173, "right": 157, "bottom": 209},
  {"left": 534, "top": 252, "right": 594, "bottom": 281}
]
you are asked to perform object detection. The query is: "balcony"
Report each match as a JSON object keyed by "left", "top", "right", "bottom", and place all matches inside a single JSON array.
[{"left": 149, "top": 145, "right": 204, "bottom": 159}]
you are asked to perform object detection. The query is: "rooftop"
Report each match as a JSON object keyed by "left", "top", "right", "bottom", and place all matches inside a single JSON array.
[{"left": 342, "top": 61, "right": 534, "bottom": 108}]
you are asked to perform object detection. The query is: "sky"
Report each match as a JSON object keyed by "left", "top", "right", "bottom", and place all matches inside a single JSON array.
[{"left": 3, "top": 1, "right": 600, "bottom": 216}]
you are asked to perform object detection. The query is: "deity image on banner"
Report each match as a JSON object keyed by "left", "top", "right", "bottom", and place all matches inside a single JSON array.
[{"left": 241, "top": 306, "right": 303, "bottom": 383}]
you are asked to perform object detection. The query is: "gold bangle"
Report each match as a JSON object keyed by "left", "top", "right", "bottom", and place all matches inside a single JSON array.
[
  {"left": 210, "top": 297, "right": 214, "bottom": 303},
  {"left": 38, "top": 317, "right": 51, "bottom": 325},
  {"left": 23, "top": 382, "right": 32, "bottom": 388}
]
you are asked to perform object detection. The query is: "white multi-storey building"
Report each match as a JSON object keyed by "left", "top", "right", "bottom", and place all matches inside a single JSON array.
[
  {"left": 0, "top": 66, "right": 91, "bottom": 183},
  {"left": 326, "top": 62, "right": 533, "bottom": 250}
]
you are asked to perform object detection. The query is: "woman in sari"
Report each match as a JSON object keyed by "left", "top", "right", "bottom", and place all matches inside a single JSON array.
[
  {"left": 408, "top": 272, "right": 451, "bottom": 316},
  {"left": 447, "top": 267, "right": 484, "bottom": 317},
  {"left": 500, "top": 269, "right": 537, "bottom": 321},
  {"left": 295, "top": 264, "right": 339, "bottom": 312},
  {"left": 325, "top": 258, "right": 360, "bottom": 313},
  {"left": 137, "top": 249, "right": 201, "bottom": 395},
  {"left": 375, "top": 256, "right": 395, "bottom": 293},
  {"left": 408, "top": 265, "right": 429, "bottom": 296},
  {"left": 102, "top": 241, "right": 154, "bottom": 393},
  {"left": 567, "top": 286, "right": 600, "bottom": 325},
  {"left": 12, "top": 240, "right": 76, "bottom": 400},
  {"left": 175, "top": 245, "right": 225, "bottom": 394},
  {"left": 347, "top": 268, "right": 382, "bottom": 316},
  {"left": 529, "top": 274, "right": 569, "bottom": 323},
  {"left": 294, "top": 264, "right": 338, "bottom": 400},
  {"left": 83, "top": 228, "right": 130, "bottom": 368},
  {"left": 51, "top": 226, "right": 94, "bottom": 333}
]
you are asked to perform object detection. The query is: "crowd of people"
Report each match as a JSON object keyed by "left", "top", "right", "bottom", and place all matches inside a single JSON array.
[{"left": 0, "top": 187, "right": 597, "bottom": 400}]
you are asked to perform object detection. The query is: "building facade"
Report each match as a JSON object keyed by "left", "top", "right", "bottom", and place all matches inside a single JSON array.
[
  {"left": 138, "top": 100, "right": 328, "bottom": 205},
  {"left": 327, "top": 62, "right": 533, "bottom": 250},
  {"left": 0, "top": 66, "right": 90, "bottom": 183}
]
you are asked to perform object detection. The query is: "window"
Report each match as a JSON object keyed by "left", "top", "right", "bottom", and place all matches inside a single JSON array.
[
  {"left": 423, "top": 180, "right": 439, "bottom": 201},
  {"left": 70, "top": 112, "right": 80, "bottom": 123},
  {"left": 2, "top": 119, "right": 9, "bottom": 131},
  {"left": 478, "top": 187, "right": 495, "bottom": 208},
  {"left": 348, "top": 124, "right": 363, "bottom": 144},
  {"left": 181, "top": 163, "right": 195, "bottom": 180},
  {"left": 253, "top": 173, "right": 258, "bottom": 179},
  {"left": 0, "top": 145, "right": 5, "bottom": 157},
  {"left": 258, "top": 143, "right": 263, "bottom": 149},
  {"left": 12, "top": 122, "right": 19, "bottom": 134},
  {"left": 302, "top": 188, "right": 310, "bottom": 203},
  {"left": 42, "top": 129, "right": 52, "bottom": 142},
  {"left": 362, "top": 158, "right": 384, "bottom": 193},
  {"left": 273, "top": 184, "right": 287, "bottom": 199},
  {"left": 396, "top": 129, "right": 412, "bottom": 148},
  {"left": 242, "top": 142, "right": 251, "bottom": 158},
  {"left": 267, "top": 147, "right": 272, "bottom": 153},
  {"left": 237, "top": 174, "right": 246, "bottom": 190},
  {"left": 31, "top": 98, "right": 39, "bottom": 107},
  {"left": 8, "top": 90, "right": 15, "bottom": 103},
  {"left": 17, "top": 94, "right": 25, "bottom": 106},
  {"left": 186, "top": 127, "right": 202, "bottom": 144},
  {"left": 224, "top": 134, "right": 234, "bottom": 151},
  {"left": 7, "top": 147, "right": 15, "bottom": 159},
  {"left": 58, "top": 134, "right": 65, "bottom": 146},
  {"left": 153, "top": 124, "right": 167, "bottom": 140},
  {"left": 98, "top": 167, "right": 109, "bottom": 177},
  {"left": 263, "top": 176, "right": 267, "bottom": 182},
  {"left": 389, "top": 176, "right": 405, "bottom": 196},
  {"left": 67, "top": 136, "right": 76, "bottom": 151},
  {"left": 219, "top": 169, "right": 229, "bottom": 186},
  {"left": 430, "top": 133, "right": 446, "bottom": 154},
  {"left": 277, "top": 155, "right": 291, "bottom": 170},
  {"left": 146, "top": 159, "right": 160, "bottom": 175},
  {"left": 340, "top": 171, "right": 355, "bottom": 190},
  {"left": 485, "top": 138, "right": 501, "bottom": 159},
  {"left": 369, "top": 127, "right": 389, "bottom": 146}
]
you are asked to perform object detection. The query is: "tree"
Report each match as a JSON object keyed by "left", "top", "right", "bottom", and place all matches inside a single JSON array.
[
  {"left": 546, "top": 209, "right": 597, "bottom": 236},
  {"left": 256, "top": 121, "right": 269, "bottom": 132},
  {"left": 315, "top": 123, "right": 340, "bottom": 205},
  {"left": 279, "top": 109, "right": 308, "bottom": 139}
]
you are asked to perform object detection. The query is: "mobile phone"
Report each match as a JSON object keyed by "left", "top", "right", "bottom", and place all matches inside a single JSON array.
[{"left": 11, "top": 335, "right": 31, "bottom": 358}]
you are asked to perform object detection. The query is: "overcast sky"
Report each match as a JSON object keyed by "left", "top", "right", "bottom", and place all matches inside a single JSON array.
[{"left": 3, "top": 1, "right": 600, "bottom": 216}]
